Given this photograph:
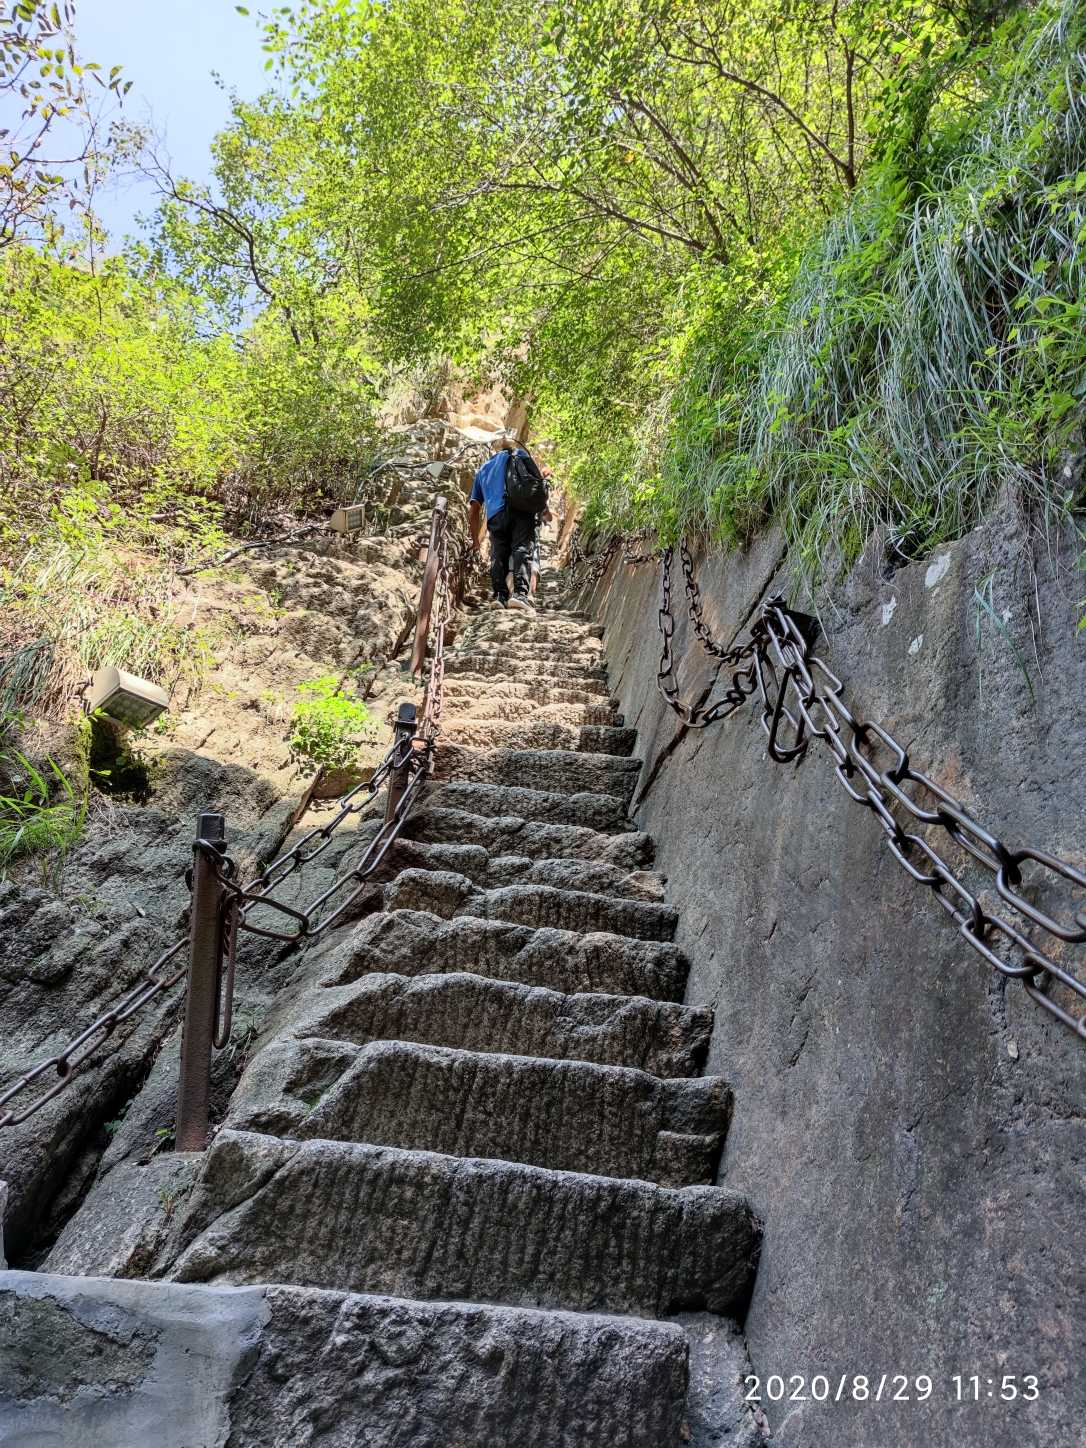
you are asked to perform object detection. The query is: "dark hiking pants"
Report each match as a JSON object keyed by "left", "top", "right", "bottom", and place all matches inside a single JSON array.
[{"left": 487, "top": 507, "right": 537, "bottom": 602}]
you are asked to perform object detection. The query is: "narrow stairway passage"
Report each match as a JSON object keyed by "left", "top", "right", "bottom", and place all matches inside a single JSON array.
[{"left": 54, "top": 553, "right": 763, "bottom": 1444}]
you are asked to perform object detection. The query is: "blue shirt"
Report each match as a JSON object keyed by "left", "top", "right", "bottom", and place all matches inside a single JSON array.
[{"left": 470, "top": 450, "right": 525, "bottom": 522}]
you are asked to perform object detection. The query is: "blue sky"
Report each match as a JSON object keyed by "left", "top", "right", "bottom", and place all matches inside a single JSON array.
[{"left": 73, "top": 0, "right": 275, "bottom": 239}]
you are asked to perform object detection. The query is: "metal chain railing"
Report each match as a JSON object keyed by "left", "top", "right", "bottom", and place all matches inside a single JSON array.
[
  {"left": 568, "top": 533, "right": 659, "bottom": 588},
  {"left": 655, "top": 544, "right": 1086, "bottom": 1044},
  {"left": 0, "top": 937, "right": 187, "bottom": 1129},
  {"left": 0, "top": 495, "right": 458, "bottom": 1139}
]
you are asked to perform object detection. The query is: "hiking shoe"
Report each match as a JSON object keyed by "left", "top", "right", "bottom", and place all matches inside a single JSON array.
[
  {"left": 507, "top": 594, "right": 535, "bottom": 614},
  {"left": 490, "top": 597, "right": 508, "bottom": 610}
]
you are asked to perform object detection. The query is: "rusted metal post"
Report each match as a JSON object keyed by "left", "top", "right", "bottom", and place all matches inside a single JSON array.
[
  {"left": 176, "top": 811, "right": 226, "bottom": 1151},
  {"left": 384, "top": 703, "right": 418, "bottom": 825},
  {"left": 409, "top": 496, "right": 448, "bottom": 675}
]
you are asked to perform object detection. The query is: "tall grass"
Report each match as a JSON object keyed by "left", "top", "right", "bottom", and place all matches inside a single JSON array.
[
  {"left": 0, "top": 485, "right": 217, "bottom": 719},
  {"left": 585, "top": 0, "right": 1086, "bottom": 580}
]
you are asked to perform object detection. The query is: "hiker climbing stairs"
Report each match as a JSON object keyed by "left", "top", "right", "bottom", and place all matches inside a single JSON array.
[{"left": 47, "top": 553, "right": 762, "bottom": 1443}]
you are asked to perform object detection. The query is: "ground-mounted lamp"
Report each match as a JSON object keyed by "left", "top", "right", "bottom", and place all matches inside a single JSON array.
[
  {"left": 86, "top": 666, "right": 170, "bottom": 728},
  {"left": 329, "top": 505, "right": 366, "bottom": 534}
]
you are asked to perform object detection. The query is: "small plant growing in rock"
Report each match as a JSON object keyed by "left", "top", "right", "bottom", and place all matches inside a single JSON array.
[
  {"left": 0, "top": 734, "right": 88, "bottom": 877},
  {"left": 288, "top": 675, "right": 376, "bottom": 772}
]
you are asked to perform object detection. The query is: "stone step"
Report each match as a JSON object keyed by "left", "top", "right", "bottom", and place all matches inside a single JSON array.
[
  {"left": 282, "top": 970, "right": 712, "bottom": 1078},
  {"left": 385, "top": 869, "right": 678, "bottom": 942},
  {"left": 445, "top": 696, "right": 618, "bottom": 726},
  {"left": 463, "top": 611, "right": 599, "bottom": 634},
  {"left": 463, "top": 616, "right": 599, "bottom": 641},
  {"left": 231, "top": 1038, "right": 730, "bottom": 1186},
  {"left": 442, "top": 719, "right": 637, "bottom": 756},
  {"left": 169, "top": 1130, "right": 759, "bottom": 1320},
  {"left": 430, "top": 746, "right": 641, "bottom": 807},
  {"left": 0, "top": 1271, "right": 690, "bottom": 1448},
  {"left": 422, "top": 780, "right": 632, "bottom": 832},
  {"left": 325, "top": 909, "right": 690, "bottom": 1001},
  {"left": 404, "top": 805, "right": 652, "bottom": 866},
  {"left": 389, "top": 838, "right": 665, "bottom": 901},
  {"left": 452, "top": 642, "right": 604, "bottom": 667},
  {"left": 442, "top": 672, "right": 614, "bottom": 700},
  {"left": 444, "top": 655, "right": 609, "bottom": 683}
]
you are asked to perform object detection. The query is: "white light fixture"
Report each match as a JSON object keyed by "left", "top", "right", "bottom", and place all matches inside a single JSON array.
[
  {"left": 87, "top": 666, "right": 169, "bottom": 728},
  {"left": 329, "top": 505, "right": 366, "bottom": 534}
]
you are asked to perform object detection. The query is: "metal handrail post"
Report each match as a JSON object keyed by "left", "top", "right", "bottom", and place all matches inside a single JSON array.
[
  {"left": 384, "top": 702, "right": 418, "bottom": 824},
  {"left": 176, "top": 810, "right": 226, "bottom": 1151},
  {"left": 409, "top": 496, "right": 448, "bottom": 675}
]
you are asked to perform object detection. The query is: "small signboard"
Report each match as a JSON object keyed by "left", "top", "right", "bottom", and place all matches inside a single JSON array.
[
  {"left": 330, "top": 505, "right": 366, "bottom": 534},
  {"left": 87, "top": 666, "right": 170, "bottom": 728}
]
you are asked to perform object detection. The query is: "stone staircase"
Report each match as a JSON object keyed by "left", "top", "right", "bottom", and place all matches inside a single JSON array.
[{"left": 31, "top": 559, "right": 762, "bottom": 1444}]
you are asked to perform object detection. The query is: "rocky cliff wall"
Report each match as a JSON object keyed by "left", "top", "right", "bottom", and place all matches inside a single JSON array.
[{"left": 582, "top": 511, "right": 1085, "bottom": 1448}]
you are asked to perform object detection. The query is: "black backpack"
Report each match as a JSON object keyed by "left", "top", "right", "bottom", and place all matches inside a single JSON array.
[{"left": 504, "top": 449, "right": 548, "bottom": 514}]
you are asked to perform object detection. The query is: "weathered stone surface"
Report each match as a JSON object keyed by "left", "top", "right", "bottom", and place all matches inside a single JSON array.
[
  {"left": 443, "top": 718, "right": 637, "bottom": 756},
  {"left": 386, "top": 837, "right": 665, "bottom": 900},
  {"left": 423, "top": 779, "right": 632, "bottom": 831},
  {"left": 226, "top": 1036, "right": 729, "bottom": 1185},
  {"left": 0, "top": 1271, "right": 690, "bottom": 1447},
  {"left": 0, "top": 1269, "right": 267, "bottom": 1448},
  {"left": 385, "top": 867, "right": 678, "bottom": 940},
  {"left": 678, "top": 1312, "right": 763, "bottom": 1448},
  {"left": 283, "top": 971, "right": 713, "bottom": 1077},
  {"left": 431, "top": 744, "right": 642, "bottom": 805},
  {"left": 446, "top": 694, "right": 616, "bottom": 724},
  {"left": 168, "top": 1130, "right": 758, "bottom": 1317},
  {"left": 405, "top": 803, "right": 652, "bottom": 864},
  {"left": 445, "top": 655, "right": 608, "bottom": 682},
  {"left": 590, "top": 513, "right": 1086, "bottom": 1445},
  {"left": 325, "top": 908, "right": 690, "bottom": 999},
  {"left": 45, "top": 1154, "right": 201, "bottom": 1279},
  {"left": 443, "top": 676, "right": 615, "bottom": 706}
]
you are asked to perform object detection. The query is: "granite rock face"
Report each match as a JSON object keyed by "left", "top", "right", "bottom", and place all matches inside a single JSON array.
[
  {"left": 585, "top": 511, "right": 1086, "bottom": 1446},
  {"left": 0, "top": 1271, "right": 692, "bottom": 1448}
]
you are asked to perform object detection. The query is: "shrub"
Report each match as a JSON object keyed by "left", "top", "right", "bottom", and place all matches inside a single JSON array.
[{"left": 287, "top": 675, "right": 377, "bottom": 772}]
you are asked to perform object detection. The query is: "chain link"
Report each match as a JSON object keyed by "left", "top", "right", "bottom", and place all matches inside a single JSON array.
[
  {"left": 0, "top": 935, "right": 188, "bottom": 1128},
  {"left": 657, "top": 545, "right": 1086, "bottom": 1043}
]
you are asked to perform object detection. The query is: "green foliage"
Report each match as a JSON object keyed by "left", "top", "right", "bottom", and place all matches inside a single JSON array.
[
  {"left": 180, "top": 0, "right": 1078, "bottom": 584},
  {"left": 0, "top": 0, "right": 130, "bottom": 251},
  {"left": 570, "top": 0, "right": 1086, "bottom": 579},
  {"left": 288, "top": 675, "right": 376, "bottom": 772},
  {"left": 0, "top": 737, "right": 87, "bottom": 873}
]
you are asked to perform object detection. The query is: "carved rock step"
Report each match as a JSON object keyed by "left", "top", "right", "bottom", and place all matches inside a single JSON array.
[
  {"left": 0, "top": 1272, "right": 691, "bottom": 1448},
  {"left": 430, "top": 746, "right": 641, "bottom": 806},
  {"left": 422, "top": 780, "right": 632, "bottom": 832},
  {"left": 445, "top": 648, "right": 608, "bottom": 668},
  {"left": 169, "top": 1130, "right": 758, "bottom": 1319},
  {"left": 326, "top": 909, "right": 690, "bottom": 1001},
  {"left": 230, "top": 1038, "right": 730, "bottom": 1187},
  {"left": 404, "top": 804, "right": 653, "bottom": 866},
  {"left": 445, "top": 651, "right": 608, "bottom": 671},
  {"left": 281, "top": 970, "right": 711, "bottom": 1077},
  {"left": 452, "top": 642, "right": 603, "bottom": 667},
  {"left": 444, "top": 696, "right": 618, "bottom": 726},
  {"left": 442, "top": 673, "right": 615, "bottom": 702},
  {"left": 442, "top": 719, "right": 637, "bottom": 757},
  {"left": 465, "top": 615, "right": 599, "bottom": 639},
  {"left": 386, "top": 869, "right": 678, "bottom": 942},
  {"left": 389, "top": 838, "right": 665, "bottom": 901}
]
